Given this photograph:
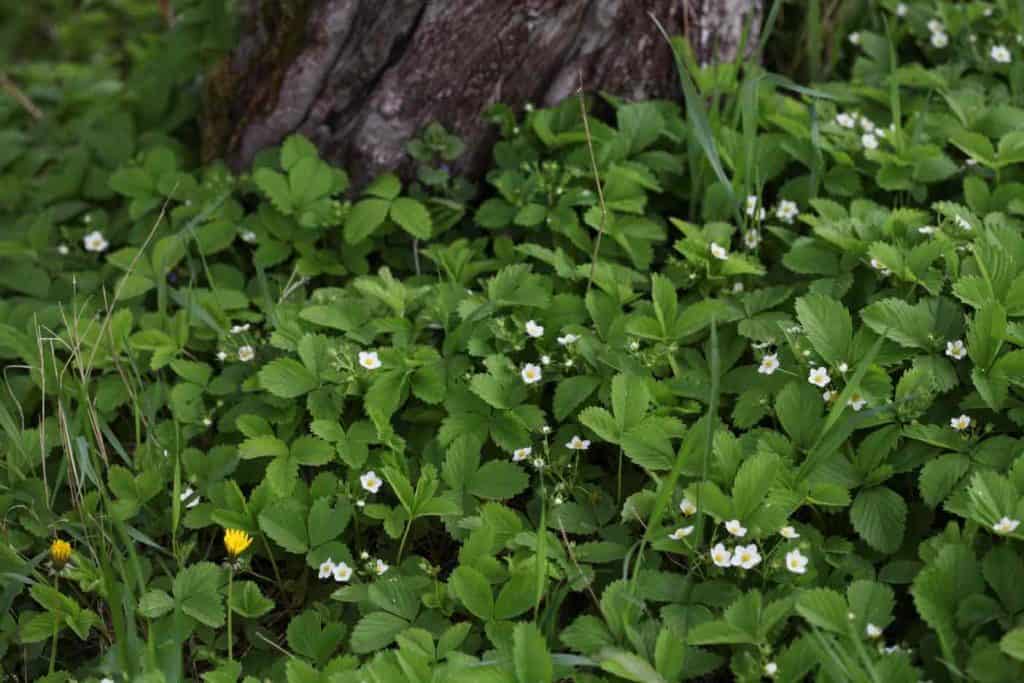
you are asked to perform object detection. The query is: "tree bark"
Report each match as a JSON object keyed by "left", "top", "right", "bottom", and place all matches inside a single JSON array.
[{"left": 204, "top": 0, "right": 762, "bottom": 184}]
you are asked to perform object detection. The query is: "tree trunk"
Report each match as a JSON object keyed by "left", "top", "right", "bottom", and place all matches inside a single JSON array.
[{"left": 204, "top": 0, "right": 762, "bottom": 184}]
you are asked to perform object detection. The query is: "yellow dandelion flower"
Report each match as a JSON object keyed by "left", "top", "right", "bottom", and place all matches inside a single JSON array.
[
  {"left": 50, "top": 538, "right": 72, "bottom": 568},
  {"left": 223, "top": 529, "right": 253, "bottom": 558}
]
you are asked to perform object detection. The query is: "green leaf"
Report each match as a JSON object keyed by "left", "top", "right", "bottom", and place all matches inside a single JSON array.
[
  {"left": 513, "top": 621, "right": 553, "bottom": 683},
  {"left": 612, "top": 373, "right": 649, "bottom": 431},
  {"left": 795, "top": 588, "right": 848, "bottom": 633},
  {"left": 390, "top": 197, "right": 433, "bottom": 239},
  {"left": 850, "top": 486, "right": 906, "bottom": 554},
  {"left": 1001, "top": 628, "right": 1024, "bottom": 662},
  {"left": 450, "top": 565, "right": 493, "bottom": 621},
  {"left": 230, "top": 580, "right": 274, "bottom": 618},
  {"left": 345, "top": 198, "right": 391, "bottom": 244},
  {"left": 467, "top": 461, "right": 529, "bottom": 499},
  {"left": 259, "top": 501, "right": 309, "bottom": 554},
  {"left": 173, "top": 562, "right": 224, "bottom": 628},
  {"left": 796, "top": 293, "right": 852, "bottom": 364},
  {"left": 553, "top": 375, "right": 601, "bottom": 421},
  {"left": 307, "top": 498, "right": 349, "bottom": 547},
  {"left": 732, "top": 452, "right": 780, "bottom": 520},
  {"left": 259, "top": 358, "right": 318, "bottom": 398},
  {"left": 348, "top": 610, "right": 403, "bottom": 655}
]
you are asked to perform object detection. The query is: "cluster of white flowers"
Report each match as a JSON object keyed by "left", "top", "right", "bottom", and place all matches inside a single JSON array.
[
  {"left": 711, "top": 542, "right": 762, "bottom": 569},
  {"left": 360, "top": 470, "right": 383, "bottom": 494},
  {"left": 928, "top": 18, "right": 948, "bottom": 48},
  {"left": 317, "top": 558, "right": 354, "bottom": 583}
]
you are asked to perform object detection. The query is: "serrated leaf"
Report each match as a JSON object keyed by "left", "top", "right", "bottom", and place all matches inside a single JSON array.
[
  {"left": 850, "top": 486, "right": 906, "bottom": 554},
  {"left": 259, "top": 358, "right": 318, "bottom": 398},
  {"left": 553, "top": 375, "right": 601, "bottom": 421},
  {"left": 390, "top": 197, "right": 433, "bottom": 239},
  {"left": 467, "top": 461, "right": 529, "bottom": 499},
  {"left": 796, "top": 293, "right": 852, "bottom": 364}
]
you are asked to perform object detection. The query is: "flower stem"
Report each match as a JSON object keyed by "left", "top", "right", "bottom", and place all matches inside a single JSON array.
[
  {"left": 396, "top": 520, "right": 412, "bottom": 564},
  {"left": 227, "top": 570, "right": 234, "bottom": 661},
  {"left": 48, "top": 576, "right": 59, "bottom": 674}
]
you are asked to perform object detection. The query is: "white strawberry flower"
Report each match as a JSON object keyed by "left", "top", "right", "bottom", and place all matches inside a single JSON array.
[
  {"left": 512, "top": 446, "right": 532, "bottom": 462},
  {"left": 822, "top": 390, "right": 835, "bottom": 402},
  {"left": 785, "top": 548, "right": 809, "bottom": 574},
  {"left": 849, "top": 32, "right": 861, "bottom": 46},
  {"left": 835, "top": 113, "right": 857, "bottom": 128},
  {"left": 359, "top": 351, "right": 382, "bottom": 370},
  {"left": 859, "top": 117, "right": 875, "bottom": 132},
  {"left": 710, "top": 543, "right": 732, "bottom": 568},
  {"left": 838, "top": 362, "right": 849, "bottom": 373},
  {"left": 731, "top": 543, "right": 762, "bottom": 569},
  {"left": 993, "top": 516, "right": 1020, "bottom": 534},
  {"left": 566, "top": 435, "right": 591, "bottom": 451},
  {"left": 758, "top": 353, "right": 780, "bottom": 375},
  {"left": 532, "top": 457, "right": 545, "bottom": 469},
  {"left": 808, "top": 367, "right": 831, "bottom": 388},
  {"left": 775, "top": 200, "right": 799, "bottom": 224},
  {"left": 710, "top": 242, "right": 729, "bottom": 260},
  {"left": 927, "top": 19, "right": 944, "bottom": 34},
  {"left": 679, "top": 498, "right": 697, "bottom": 516},
  {"left": 950, "top": 414, "right": 971, "bottom": 431},
  {"left": 954, "top": 215, "right": 972, "bottom": 230},
  {"left": 725, "top": 519, "right": 747, "bottom": 537},
  {"left": 991, "top": 45, "right": 1012, "bottom": 63},
  {"left": 896, "top": 3, "right": 907, "bottom": 17},
  {"left": 525, "top": 320, "right": 545, "bottom": 338},
  {"left": 918, "top": 225, "right": 936, "bottom": 235},
  {"left": 669, "top": 526, "right": 694, "bottom": 540},
  {"left": 764, "top": 662, "right": 778, "bottom": 677},
  {"left": 360, "top": 470, "right": 383, "bottom": 494},
  {"left": 931, "top": 31, "right": 949, "bottom": 48},
  {"left": 237, "top": 345, "right": 255, "bottom": 362},
  {"left": 540, "top": 355, "right": 551, "bottom": 365},
  {"left": 861, "top": 133, "right": 879, "bottom": 150},
  {"left": 780, "top": 526, "right": 800, "bottom": 539},
  {"left": 230, "top": 323, "right": 251, "bottom": 334},
  {"left": 521, "top": 363, "right": 543, "bottom": 384},
  {"left": 743, "top": 229, "right": 761, "bottom": 249},
  {"left": 180, "top": 487, "right": 200, "bottom": 508},
  {"left": 847, "top": 393, "right": 867, "bottom": 411},
  {"left": 557, "top": 333, "right": 580, "bottom": 345},
  {"left": 333, "top": 561, "right": 353, "bottom": 582},
  {"left": 318, "top": 558, "right": 335, "bottom": 579},
  {"left": 83, "top": 230, "right": 109, "bottom": 253},
  {"left": 945, "top": 339, "right": 967, "bottom": 360},
  {"left": 216, "top": 351, "right": 227, "bottom": 361},
  {"left": 240, "top": 230, "right": 257, "bottom": 243},
  {"left": 374, "top": 559, "right": 390, "bottom": 575},
  {"left": 57, "top": 244, "right": 70, "bottom": 255},
  {"left": 866, "top": 623, "right": 883, "bottom": 639}
]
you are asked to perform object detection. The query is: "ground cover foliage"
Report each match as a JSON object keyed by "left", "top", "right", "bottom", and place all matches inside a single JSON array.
[{"left": 4, "top": 1, "right": 1024, "bottom": 681}]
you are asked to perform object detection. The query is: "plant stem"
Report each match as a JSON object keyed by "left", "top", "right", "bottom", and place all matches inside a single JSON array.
[
  {"left": 49, "top": 576, "right": 59, "bottom": 674},
  {"left": 227, "top": 571, "right": 234, "bottom": 661},
  {"left": 396, "top": 520, "right": 412, "bottom": 564}
]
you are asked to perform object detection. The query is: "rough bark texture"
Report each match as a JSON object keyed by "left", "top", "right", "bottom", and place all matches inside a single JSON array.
[{"left": 205, "top": 0, "right": 762, "bottom": 184}]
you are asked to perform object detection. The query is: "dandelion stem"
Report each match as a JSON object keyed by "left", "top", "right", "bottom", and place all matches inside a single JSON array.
[
  {"left": 227, "top": 570, "right": 234, "bottom": 661},
  {"left": 48, "top": 576, "right": 59, "bottom": 674}
]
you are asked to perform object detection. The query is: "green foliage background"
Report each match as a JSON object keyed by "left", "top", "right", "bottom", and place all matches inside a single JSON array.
[{"left": 4, "top": 1, "right": 1024, "bottom": 681}]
